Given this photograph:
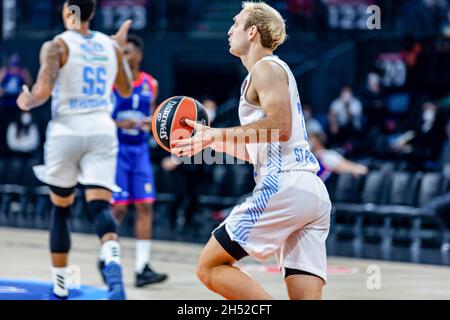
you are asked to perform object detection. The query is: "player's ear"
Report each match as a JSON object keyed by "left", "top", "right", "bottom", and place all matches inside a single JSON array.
[{"left": 248, "top": 25, "right": 258, "bottom": 41}]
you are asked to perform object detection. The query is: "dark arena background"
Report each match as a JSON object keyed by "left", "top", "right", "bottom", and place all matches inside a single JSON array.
[{"left": 0, "top": 0, "right": 450, "bottom": 302}]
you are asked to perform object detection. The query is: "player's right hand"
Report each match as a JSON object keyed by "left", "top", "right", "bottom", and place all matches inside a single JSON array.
[
  {"left": 17, "top": 85, "right": 33, "bottom": 111},
  {"left": 112, "top": 19, "right": 133, "bottom": 49},
  {"left": 117, "top": 119, "right": 138, "bottom": 130},
  {"left": 171, "top": 119, "right": 221, "bottom": 157}
]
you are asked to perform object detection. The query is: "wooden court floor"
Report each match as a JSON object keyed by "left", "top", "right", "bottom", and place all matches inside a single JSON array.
[{"left": 1, "top": 227, "right": 450, "bottom": 300}]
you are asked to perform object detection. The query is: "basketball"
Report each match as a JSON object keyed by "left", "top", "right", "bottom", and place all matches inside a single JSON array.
[{"left": 152, "top": 96, "right": 210, "bottom": 153}]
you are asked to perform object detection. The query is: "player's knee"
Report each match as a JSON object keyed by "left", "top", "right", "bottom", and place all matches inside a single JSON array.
[
  {"left": 195, "top": 262, "right": 213, "bottom": 289},
  {"left": 114, "top": 205, "right": 128, "bottom": 215},
  {"left": 135, "top": 203, "right": 153, "bottom": 216},
  {"left": 85, "top": 187, "right": 112, "bottom": 203},
  {"left": 50, "top": 196, "right": 74, "bottom": 208},
  {"left": 49, "top": 186, "right": 76, "bottom": 207},
  {"left": 112, "top": 205, "right": 128, "bottom": 223},
  {"left": 87, "top": 200, "right": 118, "bottom": 239}
]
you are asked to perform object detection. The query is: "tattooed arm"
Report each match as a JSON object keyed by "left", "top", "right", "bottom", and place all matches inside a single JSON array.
[{"left": 16, "top": 39, "right": 66, "bottom": 111}]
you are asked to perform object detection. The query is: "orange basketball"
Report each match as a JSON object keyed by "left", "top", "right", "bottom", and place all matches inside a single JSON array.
[{"left": 151, "top": 96, "right": 210, "bottom": 153}]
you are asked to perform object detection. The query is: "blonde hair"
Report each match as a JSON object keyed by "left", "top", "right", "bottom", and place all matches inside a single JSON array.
[{"left": 242, "top": 1, "right": 287, "bottom": 51}]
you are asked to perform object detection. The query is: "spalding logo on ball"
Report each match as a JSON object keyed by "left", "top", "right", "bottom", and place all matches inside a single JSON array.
[{"left": 152, "top": 96, "right": 210, "bottom": 153}]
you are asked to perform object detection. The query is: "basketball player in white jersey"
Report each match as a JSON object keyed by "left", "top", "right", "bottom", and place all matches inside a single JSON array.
[
  {"left": 16, "top": 0, "right": 133, "bottom": 300},
  {"left": 172, "top": 2, "right": 331, "bottom": 300}
]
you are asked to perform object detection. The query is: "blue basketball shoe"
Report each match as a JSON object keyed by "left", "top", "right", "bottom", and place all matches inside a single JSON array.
[{"left": 102, "top": 262, "right": 126, "bottom": 300}]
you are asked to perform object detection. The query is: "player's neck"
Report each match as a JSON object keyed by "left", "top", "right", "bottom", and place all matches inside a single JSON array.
[
  {"left": 72, "top": 23, "right": 91, "bottom": 37},
  {"left": 241, "top": 46, "right": 273, "bottom": 73}
]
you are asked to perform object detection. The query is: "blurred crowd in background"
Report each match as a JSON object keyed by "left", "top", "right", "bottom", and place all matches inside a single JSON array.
[
  {"left": 4, "top": 0, "right": 450, "bottom": 37},
  {"left": 0, "top": 0, "right": 450, "bottom": 239}
]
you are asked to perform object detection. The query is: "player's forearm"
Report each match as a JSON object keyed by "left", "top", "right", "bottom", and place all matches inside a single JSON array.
[
  {"left": 115, "top": 119, "right": 139, "bottom": 130},
  {"left": 25, "top": 85, "right": 51, "bottom": 109},
  {"left": 114, "top": 46, "right": 133, "bottom": 98},
  {"left": 23, "top": 96, "right": 48, "bottom": 110},
  {"left": 116, "top": 63, "right": 133, "bottom": 97},
  {"left": 121, "top": 58, "right": 133, "bottom": 93},
  {"left": 20, "top": 40, "right": 62, "bottom": 110},
  {"left": 219, "top": 116, "right": 292, "bottom": 145},
  {"left": 212, "top": 140, "right": 252, "bottom": 163},
  {"left": 115, "top": 120, "right": 132, "bottom": 129}
]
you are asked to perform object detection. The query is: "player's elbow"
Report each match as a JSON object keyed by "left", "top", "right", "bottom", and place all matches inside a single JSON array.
[
  {"left": 268, "top": 124, "right": 291, "bottom": 142},
  {"left": 122, "top": 89, "right": 133, "bottom": 98},
  {"left": 277, "top": 118, "right": 292, "bottom": 142},
  {"left": 270, "top": 103, "right": 291, "bottom": 142},
  {"left": 117, "top": 85, "right": 132, "bottom": 98},
  {"left": 279, "top": 127, "right": 292, "bottom": 142}
]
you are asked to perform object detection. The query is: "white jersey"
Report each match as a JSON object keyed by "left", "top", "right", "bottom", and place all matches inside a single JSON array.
[
  {"left": 34, "top": 30, "right": 120, "bottom": 190},
  {"left": 239, "top": 55, "right": 320, "bottom": 178},
  {"left": 49, "top": 30, "right": 118, "bottom": 137}
]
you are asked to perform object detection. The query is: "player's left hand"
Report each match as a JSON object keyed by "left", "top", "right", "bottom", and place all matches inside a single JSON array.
[
  {"left": 171, "top": 119, "right": 222, "bottom": 157},
  {"left": 17, "top": 85, "right": 33, "bottom": 111}
]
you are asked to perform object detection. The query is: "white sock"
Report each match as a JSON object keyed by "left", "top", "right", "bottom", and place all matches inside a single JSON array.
[
  {"left": 51, "top": 267, "right": 68, "bottom": 297},
  {"left": 102, "top": 240, "right": 121, "bottom": 265},
  {"left": 98, "top": 246, "right": 105, "bottom": 262},
  {"left": 135, "top": 240, "right": 151, "bottom": 273}
]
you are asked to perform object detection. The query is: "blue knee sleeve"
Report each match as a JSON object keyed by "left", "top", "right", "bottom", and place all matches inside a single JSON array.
[
  {"left": 50, "top": 205, "right": 71, "bottom": 253},
  {"left": 87, "top": 200, "right": 118, "bottom": 238}
]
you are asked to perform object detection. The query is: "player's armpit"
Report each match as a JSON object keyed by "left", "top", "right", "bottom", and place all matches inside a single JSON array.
[
  {"left": 114, "top": 47, "right": 133, "bottom": 98},
  {"left": 251, "top": 60, "right": 292, "bottom": 141}
]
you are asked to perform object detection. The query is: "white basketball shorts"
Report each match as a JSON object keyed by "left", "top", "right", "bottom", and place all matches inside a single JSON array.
[
  {"left": 34, "top": 115, "right": 120, "bottom": 192},
  {"left": 214, "top": 170, "right": 331, "bottom": 283}
]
